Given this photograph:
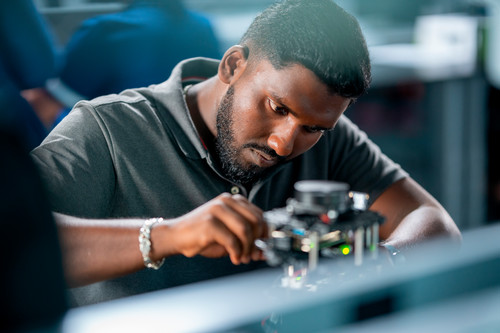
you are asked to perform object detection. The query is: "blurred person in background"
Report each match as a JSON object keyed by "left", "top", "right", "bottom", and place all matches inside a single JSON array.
[
  {"left": 0, "top": 2, "right": 68, "bottom": 330},
  {"left": 42, "top": 0, "right": 222, "bottom": 126},
  {"left": 0, "top": 0, "right": 60, "bottom": 149},
  {"left": 0, "top": 118, "right": 68, "bottom": 332}
]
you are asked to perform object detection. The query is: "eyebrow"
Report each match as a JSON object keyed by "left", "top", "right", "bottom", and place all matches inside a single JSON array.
[{"left": 269, "top": 92, "right": 336, "bottom": 132}]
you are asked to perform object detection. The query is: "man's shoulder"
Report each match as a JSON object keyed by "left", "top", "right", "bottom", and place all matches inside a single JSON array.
[
  {"left": 76, "top": 87, "right": 154, "bottom": 111},
  {"left": 309, "top": 115, "right": 374, "bottom": 159},
  {"left": 322, "top": 115, "right": 361, "bottom": 140}
]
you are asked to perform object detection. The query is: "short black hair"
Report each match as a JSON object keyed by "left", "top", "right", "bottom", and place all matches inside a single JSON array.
[{"left": 240, "top": 0, "right": 371, "bottom": 99}]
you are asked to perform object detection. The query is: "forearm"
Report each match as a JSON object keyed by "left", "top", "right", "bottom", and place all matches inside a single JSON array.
[
  {"left": 54, "top": 213, "right": 169, "bottom": 287},
  {"left": 53, "top": 194, "right": 266, "bottom": 287},
  {"left": 381, "top": 204, "right": 462, "bottom": 250},
  {"left": 372, "top": 177, "right": 462, "bottom": 252},
  {"left": 54, "top": 200, "right": 458, "bottom": 286}
]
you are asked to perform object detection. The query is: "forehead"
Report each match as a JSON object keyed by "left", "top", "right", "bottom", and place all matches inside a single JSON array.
[{"left": 242, "top": 59, "right": 350, "bottom": 119}]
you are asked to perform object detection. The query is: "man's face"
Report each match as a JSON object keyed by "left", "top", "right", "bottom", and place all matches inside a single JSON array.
[{"left": 215, "top": 59, "right": 351, "bottom": 185}]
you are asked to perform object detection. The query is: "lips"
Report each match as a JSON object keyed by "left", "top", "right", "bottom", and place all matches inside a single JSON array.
[{"left": 252, "top": 148, "right": 278, "bottom": 168}]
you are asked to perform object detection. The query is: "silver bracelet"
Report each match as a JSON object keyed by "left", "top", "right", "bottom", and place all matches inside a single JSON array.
[{"left": 138, "top": 218, "right": 165, "bottom": 270}]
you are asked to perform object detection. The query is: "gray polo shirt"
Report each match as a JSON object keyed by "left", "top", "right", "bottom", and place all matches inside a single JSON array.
[{"left": 31, "top": 58, "right": 407, "bottom": 305}]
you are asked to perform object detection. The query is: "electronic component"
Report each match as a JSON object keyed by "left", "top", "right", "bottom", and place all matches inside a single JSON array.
[{"left": 256, "top": 180, "right": 385, "bottom": 288}]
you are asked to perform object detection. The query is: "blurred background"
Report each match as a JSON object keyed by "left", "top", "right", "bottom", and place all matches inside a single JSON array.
[
  {"left": 32, "top": 0, "right": 500, "bottom": 232},
  {"left": 3, "top": 0, "right": 500, "bottom": 331}
]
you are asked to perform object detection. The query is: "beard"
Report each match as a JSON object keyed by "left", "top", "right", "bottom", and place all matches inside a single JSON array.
[{"left": 215, "top": 86, "right": 285, "bottom": 185}]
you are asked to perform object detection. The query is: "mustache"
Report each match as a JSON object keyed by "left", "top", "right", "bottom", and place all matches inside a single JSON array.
[{"left": 242, "top": 143, "right": 288, "bottom": 162}]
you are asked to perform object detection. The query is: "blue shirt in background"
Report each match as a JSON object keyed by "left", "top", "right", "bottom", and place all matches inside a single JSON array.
[{"left": 58, "top": 1, "right": 221, "bottom": 101}]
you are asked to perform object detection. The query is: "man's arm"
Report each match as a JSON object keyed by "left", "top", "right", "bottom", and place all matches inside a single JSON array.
[
  {"left": 371, "top": 177, "right": 462, "bottom": 251},
  {"left": 55, "top": 193, "right": 266, "bottom": 288}
]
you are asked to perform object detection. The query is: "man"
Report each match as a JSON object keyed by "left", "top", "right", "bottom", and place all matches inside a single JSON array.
[{"left": 31, "top": 0, "right": 461, "bottom": 306}]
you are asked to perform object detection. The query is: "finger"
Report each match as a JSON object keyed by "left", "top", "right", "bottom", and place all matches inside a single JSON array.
[
  {"left": 251, "top": 246, "right": 263, "bottom": 261},
  {"left": 170, "top": 208, "right": 243, "bottom": 263},
  {"left": 227, "top": 195, "right": 269, "bottom": 261},
  {"left": 199, "top": 244, "right": 228, "bottom": 258},
  {"left": 222, "top": 194, "right": 269, "bottom": 263},
  {"left": 206, "top": 217, "right": 244, "bottom": 265},
  {"left": 221, "top": 194, "right": 266, "bottom": 239},
  {"left": 212, "top": 206, "right": 252, "bottom": 263},
  {"left": 230, "top": 194, "right": 264, "bottom": 223},
  {"left": 211, "top": 196, "right": 258, "bottom": 262}
]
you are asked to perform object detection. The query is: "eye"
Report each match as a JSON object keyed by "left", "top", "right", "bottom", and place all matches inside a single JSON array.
[
  {"left": 303, "top": 126, "right": 326, "bottom": 134},
  {"left": 268, "top": 99, "right": 288, "bottom": 116}
]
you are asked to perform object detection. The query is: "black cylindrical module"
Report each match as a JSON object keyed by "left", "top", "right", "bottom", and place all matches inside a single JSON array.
[{"left": 294, "top": 180, "right": 350, "bottom": 212}]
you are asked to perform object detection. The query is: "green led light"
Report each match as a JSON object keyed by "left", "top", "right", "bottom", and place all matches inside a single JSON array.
[
  {"left": 296, "top": 276, "right": 302, "bottom": 281},
  {"left": 340, "top": 245, "right": 351, "bottom": 255}
]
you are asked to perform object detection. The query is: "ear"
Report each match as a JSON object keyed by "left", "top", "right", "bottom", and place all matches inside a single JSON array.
[{"left": 218, "top": 45, "right": 248, "bottom": 84}]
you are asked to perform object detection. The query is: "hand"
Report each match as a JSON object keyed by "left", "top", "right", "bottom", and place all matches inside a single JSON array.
[
  {"left": 21, "top": 88, "right": 64, "bottom": 128},
  {"left": 168, "top": 193, "right": 267, "bottom": 265}
]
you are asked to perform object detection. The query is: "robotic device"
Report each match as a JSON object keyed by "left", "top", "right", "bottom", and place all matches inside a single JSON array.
[{"left": 255, "top": 180, "right": 385, "bottom": 288}]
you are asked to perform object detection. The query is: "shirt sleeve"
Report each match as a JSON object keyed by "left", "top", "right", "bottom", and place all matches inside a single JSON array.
[
  {"left": 30, "top": 101, "right": 116, "bottom": 217},
  {"left": 327, "top": 115, "right": 408, "bottom": 204}
]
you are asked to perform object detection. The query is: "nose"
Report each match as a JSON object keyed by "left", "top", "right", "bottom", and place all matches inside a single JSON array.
[{"left": 267, "top": 124, "right": 299, "bottom": 157}]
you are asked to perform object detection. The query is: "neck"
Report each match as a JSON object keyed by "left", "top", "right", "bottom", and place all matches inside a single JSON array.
[{"left": 184, "top": 77, "right": 220, "bottom": 154}]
